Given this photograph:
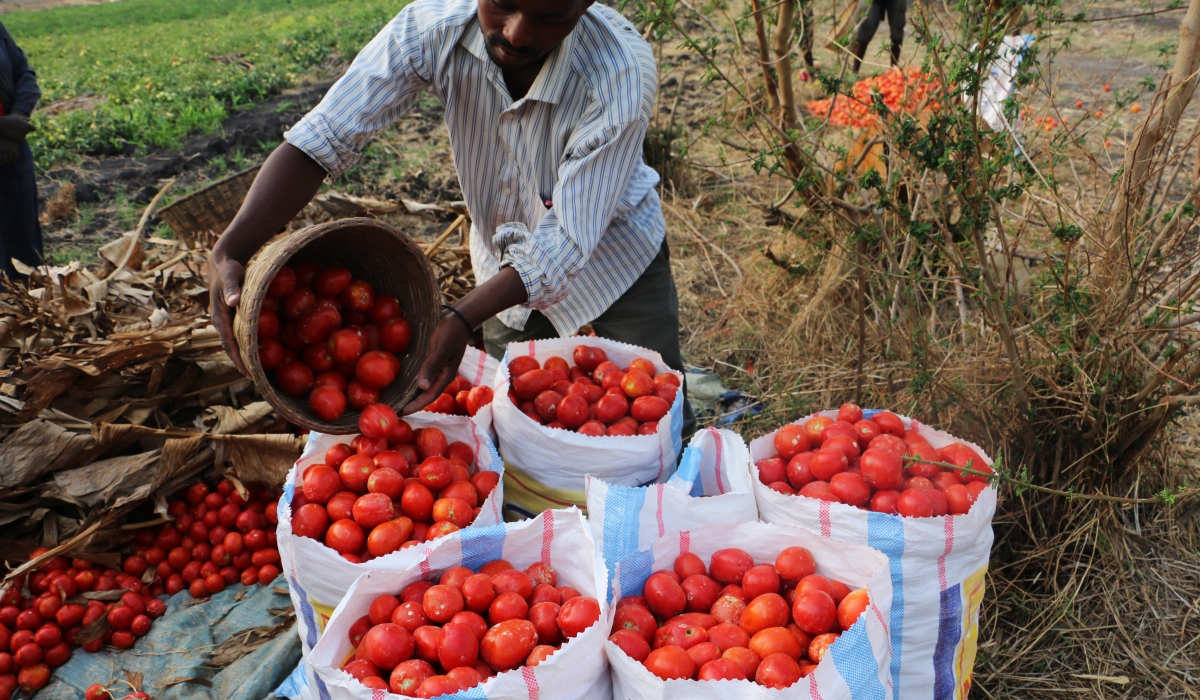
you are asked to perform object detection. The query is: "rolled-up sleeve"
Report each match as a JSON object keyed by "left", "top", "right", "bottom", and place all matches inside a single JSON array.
[
  {"left": 493, "top": 117, "right": 648, "bottom": 310},
  {"left": 285, "top": 6, "right": 432, "bottom": 179}
]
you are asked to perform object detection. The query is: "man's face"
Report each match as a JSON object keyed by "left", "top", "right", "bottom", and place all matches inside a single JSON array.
[{"left": 477, "top": 0, "right": 594, "bottom": 70}]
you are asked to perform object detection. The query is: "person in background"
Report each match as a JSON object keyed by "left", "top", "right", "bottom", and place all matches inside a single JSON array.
[
  {"left": 0, "top": 20, "right": 43, "bottom": 280},
  {"left": 849, "top": 0, "right": 907, "bottom": 73}
]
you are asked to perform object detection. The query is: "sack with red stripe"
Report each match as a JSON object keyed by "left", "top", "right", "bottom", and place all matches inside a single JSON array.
[
  {"left": 586, "top": 427, "right": 757, "bottom": 602},
  {"left": 414, "top": 346, "right": 501, "bottom": 442},
  {"left": 307, "top": 508, "right": 611, "bottom": 700},
  {"left": 607, "top": 520, "right": 894, "bottom": 700},
  {"left": 750, "top": 410, "right": 997, "bottom": 700},
  {"left": 278, "top": 413, "right": 505, "bottom": 698},
  {"left": 492, "top": 338, "right": 685, "bottom": 520}
]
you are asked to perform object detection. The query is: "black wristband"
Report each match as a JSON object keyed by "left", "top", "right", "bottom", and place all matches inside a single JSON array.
[{"left": 441, "top": 304, "right": 474, "bottom": 334}]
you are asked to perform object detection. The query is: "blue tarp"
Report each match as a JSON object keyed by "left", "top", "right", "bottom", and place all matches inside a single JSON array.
[{"left": 33, "top": 581, "right": 301, "bottom": 700}]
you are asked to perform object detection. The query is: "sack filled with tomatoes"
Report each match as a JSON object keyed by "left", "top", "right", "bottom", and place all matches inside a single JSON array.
[
  {"left": 749, "top": 406, "right": 997, "bottom": 698},
  {"left": 492, "top": 338, "right": 685, "bottom": 520},
  {"left": 277, "top": 409, "right": 505, "bottom": 680},
  {"left": 586, "top": 428, "right": 758, "bottom": 603},
  {"left": 409, "top": 346, "right": 500, "bottom": 442},
  {"left": 605, "top": 520, "right": 892, "bottom": 699},
  {"left": 306, "top": 508, "right": 612, "bottom": 700}
]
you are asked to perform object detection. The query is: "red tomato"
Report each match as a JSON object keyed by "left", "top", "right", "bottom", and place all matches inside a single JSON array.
[
  {"left": 301, "top": 466, "right": 340, "bottom": 504},
  {"left": 621, "top": 370, "right": 653, "bottom": 398},
  {"left": 741, "top": 565, "right": 781, "bottom": 600},
  {"left": 360, "top": 403, "right": 399, "bottom": 440},
  {"left": 488, "top": 592, "right": 529, "bottom": 624},
  {"left": 750, "top": 626, "right": 803, "bottom": 661},
  {"left": 437, "top": 622, "right": 478, "bottom": 670},
  {"left": 740, "top": 594, "right": 790, "bottom": 635},
  {"left": 281, "top": 287, "right": 315, "bottom": 320},
  {"left": 381, "top": 318, "right": 412, "bottom": 354},
  {"left": 313, "top": 266, "right": 352, "bottom": 297},
  {"left": 465, "top": 386, "right": 494, "bottom": 417},
  {"left": 527, "top": 602, "right": 563, "bottom": 646},
  {"left": 837, "top": 589, "right": 870, "bottom": 631},
  {"left": 631, "top": 396, "right": 670, "bottom": 422},
  {"left": 412, "top": 626, "right": 444, "bottom": 664},
  {"left": 508, "top": 356, "right": 541, "bottom": 377},
  {"left": 611, "top": 604, "right": 657, "bottom": 644},
  {"left": 324, "top": 519, "right": 364, "bottom": 554},
  {"left": 423, "top": 585, "right": 464, "bottom": 623},
  {"left": 810, "top": 448, "right": 849, "bottom": 481},
  {"left": 756, "top": 457, "right": 786, "bottom": 485},
  {"left": 460, "top": 574, "right": 496, "bottom": 613},
  {"left": 594, "top": 393, "right": 628, "bottom": 423},
  {"left": 707, "top": 622, "right": 750, "bottom": 652},
  {"left": 784, "top": 453, "right": 814, "bottom": 489},
  {"left": 944, "top": 484, "right": 972, "bottom": 514},
  {"left": 808, "top": 632, "right": 839, "bottom": 662},
  {"left": 896, "top": 488, "right": 934, "bottom": 517},
  {"left": 709, "top": 548, "right": 754, "bottom": 585},
  {"left": 340, "top": 280, "right": 375, "bottom": 312},
  {"left": 275, "top": 361, "right": 314, "bottom": 397},
  {"left": 687, "top": 641, "right": 722, "bottom": 668},
  {"left": 644, "top": 645, "right": 696, "bottom": 680},
  {"left": 417, "top": 676, "right": 462, "bottom": 698},
  {"left": 368, "top": 466, "right": 406, "bottom": 497},
  {"left": 400, "top": 484, "right": 434, "bottom": 522},
  {"left": 755, "top": 652, "right": 802, "bottom": 688},
  {"left": 775, "top": 547, "right": 816, "bottom": 584},
  {"left": 792, "top": 590, "right": 837, "bottom": 635},
  {"left": 872, "top": 411, "right": 905, "bottom": 436},
  {"left": 557, "top": 596, "right": 600, "bottom": 638},
  {"left": 392, "top": 601, "right": 430, "bottom": 632},
  {"left": 774, "top": 425, "right": 811, "bottom": 459},
  {"left": 577, "top": 420, "right": 606, "bottom": 437},
  {"left": 362, "top": 623, "right": 415, "bottom": 670},
  {"left": 266, "top": 266, "right": 297, "bottom": 298},
  {"left": 837, "top": 403, "right": 863, "bottom": 424},
  {"left": 609, "top": 629, "right": 651, "bottom": 662},
  {"left": 710, "top": 594, "right": 747, "bottom": 626},
  {"left": 681, "top": 574, "right": 720, "bottom": 613},
  {"left": 356, "top": 351, "right": 398, "bottom": 389},
  {"left": 490, "top": 570, "right": 533, "bottom": 600},
  {"left": 415, "top": 428, "right": 448, "bottom": 460},
  {"left": 722, "top": 646, "right": 761, "bottom": 677},
  {"left": 830, "top": 472, "right": 872, "bottom": 507},
  {"left": 654, "top": 622, "right": 706, "bottom": 650},
  {"left": 353, "top": 493, "right": 395, "bottom": 529},
  {"left": 480, "top": 620, "right": 537, "bottom": 671},
  {"left": 804, "top": 416, "right": 834, "bottom": 445},
  {"left": 572, "top": 346, "right": 607, "bottom": 371},
  {"left": 513, "top": 370, "right": 554, "bottom": 401},
  {"left": 674, "top": 553, "right": 706, "bottom": 579},
  {"left": 698, "top": 658, "right": 747, "bottom": 681},
  {"left": 643, "top": 573, "right": 686, "bottom": 620},
  {"left": 446, "top": 666, "right": 482, "bottom": 689},
  {"left": 390, "top": 659, "right": 434, "bottom": 696}
]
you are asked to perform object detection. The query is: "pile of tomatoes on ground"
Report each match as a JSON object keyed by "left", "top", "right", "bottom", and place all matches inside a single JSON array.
[
  {"left": 805, "top": 67, "right": 942, "bottom": 128},
  {"left": 610, "top": 547, "right": 869, "bottom": 687},
  {"left": 0, "top": 479, "right": 281, "bottom": 697},
  {"left": 338, "top": 560, "right": 601, "bottom": 695},
  {"left": 507, "top": 345, "right": 678, "bottom": 436},
  {"left": 292, "top": 404, "right": 500, "bottom": 561},
  {"left": 256, "top": 262, "right": 414, "bottom": 422},
  {"left": 757, "top": 404, "right": 991, "bottom": 517}
]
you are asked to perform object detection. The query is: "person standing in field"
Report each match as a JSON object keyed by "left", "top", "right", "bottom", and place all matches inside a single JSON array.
[
  {"left": 0, "top": 20, "right": 43, "bottom": 280},
  {"left": 209, "top": 0, "right": 696, "bottom": 437},
  {"left": 850, "top": 0, "right": 907, "bottom": 72}
]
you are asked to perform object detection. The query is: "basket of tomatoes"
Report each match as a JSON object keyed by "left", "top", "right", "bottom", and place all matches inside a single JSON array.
[
  {"left": 306, "top": 509, "right": 613, "bottom": 700},
  {"left": 234, "top": 218, "right": 440, "bottom": 434},
  {"left": 605, "top": 520, "right": 892, "bottom": 699}
]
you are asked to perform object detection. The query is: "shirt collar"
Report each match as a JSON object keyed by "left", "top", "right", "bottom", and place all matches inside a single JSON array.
[{"left": 460, "top": 15, "right": 578, "bottom": 106}]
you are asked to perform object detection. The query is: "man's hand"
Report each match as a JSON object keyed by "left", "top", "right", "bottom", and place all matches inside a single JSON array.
[
  {"left": 0, "top": 115, "right": 35, "bottom": 142},
  {"left": 0, "top": 138, "right": 19, "bottom": 167},
  {"left": 209, "top": 252, "right": 248, "bottom": 375},
  {"left": 402, "top": 314, "right": 472, "bottom": 415}
]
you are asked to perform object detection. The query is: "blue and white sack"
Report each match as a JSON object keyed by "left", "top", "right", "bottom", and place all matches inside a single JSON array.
[
  {"left": 278, "top": 413, "right": 505, "bottom": 699},
  {"left": 751, "top": 411, "right": 996, "bottom": 700},
  {"left": 308, "top": 508, "right": 611, "bottom": 700},
  {"left": 586, "top": 427, "right": 757, "bottom": 602},
  {"left": 607, "top": 520, "right": 894, "bottom": 700}
]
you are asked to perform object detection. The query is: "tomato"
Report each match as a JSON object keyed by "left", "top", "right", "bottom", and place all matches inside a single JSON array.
[
  {"left": 872, "top": 411, "right": 905, "bottom": 436},
  {"left": 706, "top": 622, "right": 751, "bottom": 653},
  {"left": 490, "top": 570, "right": 533, "bottom": 600},
  {"left": 609, "top": 629, "right": 651, "bottom": 662},
  {"left": 809, "top": 448, "right": 848, "bottom": 481},
  {"left": 755, "top": 652, "right": 802, "bottom": 688},
  {"left": 593, "top": 393, "right": 628, "bottom": 424},
  {"left": 391, "top": 601, "right": 429, "bottom": 632},
  {"left": 367, "top": 294, "right": 402, "bottom": 324},
  {"left": 672, "top": 553, "right": 706, "bottom": 579},
  {"left": 667, "top": 612, "right": 716, "bottom": 630},
  {"left": 529, "top": 584, "right": 560, "bottom": 606},
  {"left": 463, "top": 386, "right": 494, "bottom": 417},
  {"left": 681, "top": 574, "right": 720, "bottom": 613},
  {"left": 808, "top": 632, "right": 839, "bottom": 662},
  {"left": 512, "top": 369, "right": 554, "bottom": 401},
  {"left": 17, "top": 663, "right": 50, "bottom": 693},
  {"left": 431, "top": 498, "right": 473, "bottom": 528},
  {"left": 557, "top": 596, "right": 600, "bottom": 638},
  {"left": 357, "top": 404, "right": 397, "bottom": 442},
  {"left": 709, "top": 548, "right": 754, "bottom": 585},
  {"left": 488, "top": 592, "right": 529, "bottom": 624},
  {"left": 643, "top": 573, "right": 686, "bottom": 619},
  {"left": 298, "top": 307, "right": 342, "bottom": 345},
  {"left": 400, "top": 484, "right": 434, "bottom": 522},
  {"left": 281, "top": 287, "right": 315, "bottom": 320},
  {"left": 710, "top": 594, "right": 747, "bottom": 626},
  {"left": 751, "top": 457, "right": 785, "bottom": 486},
  {"left": 837, "top": 403, "right": 863, "bottom": 424},
  {"left": 804, "top": 416, "right": 834, "bottom": 445},
  {"left": 896, "top": 488, "right": 934, "bottom": 517},
  {"left": 630, "top": 396, "right": 671, "bottom": 423},
  {"left": 686, "top": 641, "right": 721, "bottom": 669},
  {"left": 349, "top": 493, "right": 392, "bottom": 529},
  {"left": 324, "top": 519, "right": 364, "bottom": 554},
  {"left": 436, "top": 622, "right": 478, "bottom": 670},
  {"left": 572, "top": 346, "right": 606, "bottom": 371},
  {"left": 275, "top": 361, "right": 314, "bottom": 397},
  {"left": 612, "top": 604, "right": 656, "bottom": 644},
  {"left": 750, "top": 626, "right": 804, "bottom": 661},
  {"left": 852, "top": 419, "right": 882, "bottom": 448},
  {"left": 791, "top": 589, "right": 837, "bottom": 635},
  {"left": 858, "top": 448, "right": 902, "bottom": 490},
  {"left": 772, "top": 547, "right": 815, "bottom": 585},
  {"left": 381, "top": 318, "right": 412, "bottom": 354},
  {"left": 368, "top": 466, "right": 406, "bottom": 499},
  {"left": 829, "top": 472, "right": 872, "bottom": 507},
  {"left": 722, "top": 646, "right": 761, "bottom": 677},
  {"left": 644, "top": 645, "right": 696, "bottom": 680},
  {"left": 480, "top": 619, "right": 538, "bottom": 671},
  {"left": 774, "top": 425, "right": 813, "bottom": 460},
  {"left": 360, "top": 623, "right": 414, "bottom": 671},
  {"left": 823, "top": 435, "right": 860, "bottom": 463},
  {"left": 654, "top": 621, "right": 706, "bottom": 650},
  {"left": 517, "top": 601, "right": 559, "bottom": 646},
  {"left": 412, "top": 626, "right": 444, "bottom": 664},
  {"left": 455, "top": 574, "right": 495, "bottom": 614},
  {"left": 836, "top": 588, "right": 870, "bottom": 631},
  {"left": 356, "top": 351, "right": 398, "bottom": 389},
  {"left": 943, "top": 484, "right": 972, "bottom": 515},
  {"left": 326, "top": 492, "right": 357, "bottom": 522},
  {"left": 698, "top": 658, "right": 747, "bottom": 681},
  {"left": 339, "top": 280, "right": 374, "bottom": 313},
  {"left": 740, "top": 593, "right": 789, "bottom": 635},
  {"left": 422, "top": 585, "right": 464, "bottom": 623},
  {"left": 446, "top": 666, "right": 483, "bottom": 690},
  {"left": 313, "top": 266, "right": 351, "bottom": 296},
  {"left": 741, "top": 565, "right": 780, "bottom": 600},
  {"left": 390, "top": 659, "right": 434, "bottom": 697},
  {"left": 508, "top": 356, "right": 541, "bottom": 377},
  {"left": 577, "top": 420, "right": 606, "bottom": 436},
  {"left": 417, "top": 676, "right": 462, "bottom": 699},
  {"left": 620, "top": 370, "right": 653, "bottom": 399}
]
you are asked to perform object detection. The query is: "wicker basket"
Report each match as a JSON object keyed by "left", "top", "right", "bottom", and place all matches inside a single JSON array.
[
  {"left": 158, "top": 165, "right": 261, "bottom": 249},
  {"left": 234, "top": 218, "right": 440, "bottom": 434}
]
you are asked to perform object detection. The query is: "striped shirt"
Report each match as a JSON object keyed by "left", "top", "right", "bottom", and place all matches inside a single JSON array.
[{"left": 285, "top": 0, "right": 665, "bottom": 336}]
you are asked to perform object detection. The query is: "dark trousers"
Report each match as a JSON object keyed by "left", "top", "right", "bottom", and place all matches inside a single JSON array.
[
  {"left": 856, "top": 0, "right": 907, "bottom": 55},
  {"left": 0, "top": 140, "right": 43, "bottom": 278},
  {"left": 483, "top": 240, "right": 697, "bottom": 440}
]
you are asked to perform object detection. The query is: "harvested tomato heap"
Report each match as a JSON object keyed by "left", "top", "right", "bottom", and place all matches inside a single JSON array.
[
  {"left": 292, "top": 405, "right": 500, "bottom": 561},
  {"left": 257, "top": 262, "right": 414, "bottom": 421},
  {"left": 805, "top": 67, "right": 942, "bottom": 128},
  {"left": 758, "top": 404, "right": 991, "bottom": 516},
  {"left": 0, "top": 479, "right": 280, "bottom": 697},
  {"left": 507, "top": 345, "right": 677, "bottom": 436},
  {"left": 609, "top": 547, "right": 869, "bottom": 687},
  {"left": 337, "top": 561, "right": 601, "bottom": 696}
]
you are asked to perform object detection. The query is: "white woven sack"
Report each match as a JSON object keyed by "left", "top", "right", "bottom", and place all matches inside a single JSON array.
[
  {"left": 586, "top": 427, "right": 757, "bottom": 602},
  {"left": 492, "top": 337, "right": 685, "bottom": 493},
  {"left": 308, "top": 508, "right": 611, "bottom": 700},
  {"left": 750, "top": 410, "right": 997, "bottom": 700},
  {"left": 278, "top": 413, "right": 505, "bottom": 699},
  {"left": 412, "top": 346, "right": 500, "bottom": 442},
  {"left": 607, "top": 520, "right": 894, "bottom": 700}
]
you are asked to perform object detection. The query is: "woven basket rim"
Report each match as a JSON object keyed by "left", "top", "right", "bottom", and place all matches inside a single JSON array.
[{"left": 157, "top": 164, "right": 262, "bottom": 216}]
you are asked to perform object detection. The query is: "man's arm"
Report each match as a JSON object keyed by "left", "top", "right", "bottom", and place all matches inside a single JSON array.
[{"left": 208, "top": 144, "right": 327, "bottom": 373}]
